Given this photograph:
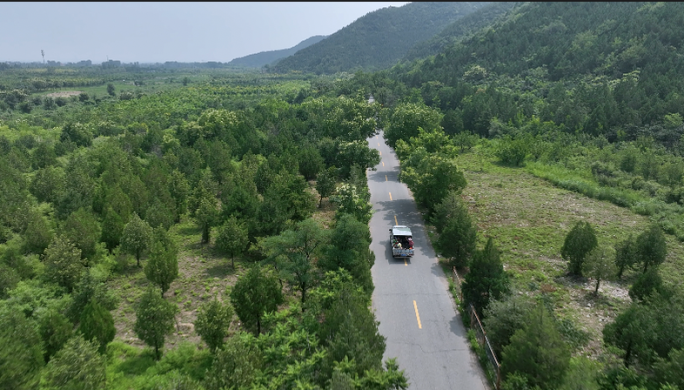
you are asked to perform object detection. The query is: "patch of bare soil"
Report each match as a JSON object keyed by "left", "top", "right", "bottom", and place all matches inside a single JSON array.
[{"left": 45, "top": 91, "right": 82, "bottom": 98}]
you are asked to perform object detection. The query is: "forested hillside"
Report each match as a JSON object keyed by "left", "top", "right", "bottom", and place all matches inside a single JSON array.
[
  {"left": 227, "top": 35, "right": 327, "bottom": 68},
  {"left": 403, "top": 2, "right": 516, "bottom": 61},
  {"left": 324, "top": 2, "right": 684, "bottom": 388},
  {"left": 269, "top": 2, "right": 488, "bottom": 75}
]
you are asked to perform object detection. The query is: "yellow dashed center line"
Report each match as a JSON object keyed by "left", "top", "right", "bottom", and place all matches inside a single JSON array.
[
  {"left": 385, "top": 175, "right": 388, "bottom": 181},
  {"left": 389, "top": 192, "right": 392, "bottom": 201},
  {"left": 413, "top": 300, "right": 422, "bottom": 329},
  {"left": 404, "top": 259, "right": 407, "bottom": 266},
  {"left": 382, "top": 161, "right": 384, "bottom": 167},
  {"left": 379, "top": 151, "right": 382, "bottom": 156},
  {"left": 394, "top": 215, "right": 398, "bottom": 225}
]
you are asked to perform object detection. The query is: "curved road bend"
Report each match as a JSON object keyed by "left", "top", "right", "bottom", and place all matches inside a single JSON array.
[{"left": 367, "top": 130, "right": 488, "bottom": 389}]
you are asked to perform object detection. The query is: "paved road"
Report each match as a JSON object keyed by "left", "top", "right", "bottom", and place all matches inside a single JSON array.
[{"left": 367, "top": 130, "right": 488, "bottom": 390}]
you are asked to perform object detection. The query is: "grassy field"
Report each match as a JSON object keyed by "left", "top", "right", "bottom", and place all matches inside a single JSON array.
[{"left": 449, "top": 145, "right": 684, "bottom": 358}]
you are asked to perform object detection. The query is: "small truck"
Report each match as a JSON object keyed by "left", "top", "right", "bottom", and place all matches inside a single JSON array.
[{"left": 389, "top": 225, "right": 414, "bottom": 258}]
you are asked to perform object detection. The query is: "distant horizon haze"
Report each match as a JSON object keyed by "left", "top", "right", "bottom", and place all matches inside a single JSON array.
[{"left": 0, "top": 2, "right": 408, "bottom": 63}]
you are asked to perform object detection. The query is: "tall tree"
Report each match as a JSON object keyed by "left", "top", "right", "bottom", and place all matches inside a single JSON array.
[
  {"left": 433, "top": 191, "right": 477, "bottom": 268},
  {"left": 43, "top": 234, "right": 83, "bottom": 292},
  {"left": 603, "top": 302, "right": 656, "bottom": 367},
  {"left": 120, "top": 212, "right": 153, "bottom": 267},
  {"left": 230, "top": 265, "right": 283, "bottom": 335},
  {"left": 63, "top": 207, "right": 101, "bottom": 263},
  {"left": 0, "top": 308, "right": 44, "bottom": 390},
  {"left": 37, "top": 308, "right": 73, "bottom": 363},
  {"left": 134, "top": 287, "right": 178, "bottom": 360},
  {"left": 484, "top": 294, "right": 535, "bottom": 358},
  {"left": 22, "top": 209, "right": 54, "bottom": 255},
  {"left": 583, "top": 245, "right": 617, "bottom": 296},
  {"left": 78, "top": 301, "right": 116, "bottom": 354},
  {"left": 100, "top": 206, "right": 124, "bottom": 252},
  {"left": 194, "top": 298, "right": 234, "bottom": 352},
  {"left": 42, "top": 335, "right": 106, "bottom": 390},
  {"left": 319, "top": 213, "right": 375, "bottom": 296},
  {"left": 195, "top": 195, "right": 218, "bottom": 244},
  {"left": 635, "top": 224, "right": 667, "bottom": 273},
  {"left": 215, "top": 216, "right": 249, "bottom": 269},
  {"left": 561, "top": 221, "right": 598, "bottom": 277},
  {"left": 203, "top": 332, "right": 262, "bottom": 390},
  {"left": 260, "top": 218, "right": 328, "bottom": 307},
  {"left": 315, "top": 166, "right": 338, "bottom": 207},
  {"left": 501, "top": 303, "right": 571, "bottom": 389},
  {"left": 462, "top": 237, "right": 509, "bottom": 316},
  {"left": 144, "top": 239, "right": 179, "bottom": 297},
  {"left": 319, "top": 281, "right": 387, "bottom": 381},
  {"left": 615, "top": 235, "right": 637, "bottom": 279}
]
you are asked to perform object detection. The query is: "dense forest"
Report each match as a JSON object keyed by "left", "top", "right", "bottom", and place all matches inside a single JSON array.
[
  {"left": 226, "top": 35, "right": 328, "bottom": 69},
  {"left": 402, "top": 2, "right": 517, "bottom": 62},
  {"left": 269, "top": 2, "right": 488, "bottom": 75},
  {"left": 0, "top": 66, "right": 409, "bottom": 389}
]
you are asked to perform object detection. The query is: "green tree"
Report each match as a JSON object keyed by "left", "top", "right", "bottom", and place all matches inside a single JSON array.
[
  {"left": 319, "top": 213, "right": 375, "bottom": 296},
  {"left": 484, "top": 294, "right": 535, "bottom": 359},
  {"left": 433, "top": 191, "right": 477, "bottom": 268},
  {"left": 66, "top": 269, "right": 118, "bottom": 324},
  {"left": 42, "top": 335, "right": 106, "bottom": 390},
  {"left": 120, "top": 212, "right": 153, "bottom": 267},
  {"left": 501, "top": 303, "right": 571, "bottom": 389},
  {"left": 43, "top": 234, "right": 83, "bottom": 292},
  {"left": 194, "top": 298, "right": 234, "bottom": 352},
  {"left": 400, "top": 154, "right": 467, "bottom": 216},
  {"left": 230, "top": 265, "right": 283, "bottom": 335},
  {"left": 144, "top": 239, "right": 179, "bottom": 297},
  {"left": 107, "top": 83, "right": 115, "bottom": 96},
  {"left": 385, "top": 102, "right": 443, "bottom": 148},
  {"left": 22, "top": 209, "right": 54, "bottom": 255},
  {"left": 63, "top": 207, "right": 101, "bottom": 263},
  {"left": 320, "top": 281, "right": 386, "bottom": 381},
  {"left": 316, "top": 166, "right": 338, "bottom": 207},
  {"left": 329, "top": 183, "right": 373, "bottom": 225},
  {"left": 215, "top": 216, "right": 248, "bottom": 269},
  {"left": 560, "top": 221, "right": 598, "bottom": 277},
  {"left": 37, "top": 308, "right": 73, "bottom": 363},
  {"left": 169, "top": 170, "right": 190, "bottom": 221},
  {"left": 298, "top": 145, "right": 325, "bottom": 181},
  {"left": 260, "top": 218, "right": 328, "bottom": 307},
  {"left": 134, "top": 287, "right": 178, "bottom": 360},
  {"left": 603, "top": 302, "right": 655, "bottom": 367},
  {"left": 462, "top": 237, "right": 509, "bottom": 316},
  {"left": 654, "top": 348, "right": 684, "bottom": 389},
  {"left": 635, "top": 224, "right": 667, "bottom": 273},
  {"left": 100, "top": 206, "right": 124, "bottom": 252},
  {"left": 629, "top": 268, "right": 666, "bottom": 302},
  {"left": 203, "top": 332, "right": 262, "bottom": 390},
  {"left": 78, "top": 301, "right": 115, "bottom": 354},
  {"left": 582, "top": 246, "right": 617, "bottom": 296},
  {"left": 195, "top": 194, "right": 218, "bottom": 244},
  {"left": 615, "top": 236, "right": 637, "bottom": 279},
  {"left": 0, "top": 308, "right": 43, "bottom": 390}
]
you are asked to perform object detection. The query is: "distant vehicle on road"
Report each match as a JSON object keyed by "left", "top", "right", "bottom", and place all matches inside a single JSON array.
[{"left": 389, "top": 225, "right": 414, "bottom": 258}]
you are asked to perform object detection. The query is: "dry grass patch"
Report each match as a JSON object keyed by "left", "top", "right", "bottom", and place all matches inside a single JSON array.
[{"left": 453, "top": 148, "right": 684, "bottom": 357}]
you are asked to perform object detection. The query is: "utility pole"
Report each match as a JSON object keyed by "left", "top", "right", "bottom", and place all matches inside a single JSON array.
[{"left": 41, "top": 49, "right": 45, "bottom": 64}]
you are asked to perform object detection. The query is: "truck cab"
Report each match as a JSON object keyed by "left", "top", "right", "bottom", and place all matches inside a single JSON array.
[{"left": 389, "top": 225, "right": 414, "bottom": 258}]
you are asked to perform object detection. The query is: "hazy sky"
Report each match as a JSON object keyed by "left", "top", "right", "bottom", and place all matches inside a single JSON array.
[{"left": 1, "top": 2, "right": 408, "bottom": 64}]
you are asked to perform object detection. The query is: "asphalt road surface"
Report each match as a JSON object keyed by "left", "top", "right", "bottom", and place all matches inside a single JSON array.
[{"left": 367, "top": 130, "right": 488, "bottom": 390}]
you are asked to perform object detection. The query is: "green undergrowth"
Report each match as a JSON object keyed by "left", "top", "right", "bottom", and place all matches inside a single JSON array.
[{"left": 106, "top": 341, "right": 211, "bottom": 390}]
